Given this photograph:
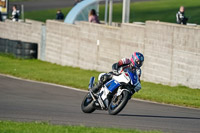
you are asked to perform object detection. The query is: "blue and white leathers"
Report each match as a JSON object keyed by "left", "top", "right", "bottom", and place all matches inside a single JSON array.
[{"left": 125, "top": 69, "right": 141, "bottom": 92}]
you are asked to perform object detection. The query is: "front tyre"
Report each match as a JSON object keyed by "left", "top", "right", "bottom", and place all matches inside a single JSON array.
[
  {"left": 108, "top": 91, "right": 130, "bottom": 115},
  {"left": 81, "top": 92, "right": 96, "bottom": 113}
]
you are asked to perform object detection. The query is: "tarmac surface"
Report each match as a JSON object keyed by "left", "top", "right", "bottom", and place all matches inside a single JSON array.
[
  {"left": 10, "top": 0, "right": 156, "bottom": 11},
  {"left": 0, "top": 74, "right": 200, "bottom": 133}
]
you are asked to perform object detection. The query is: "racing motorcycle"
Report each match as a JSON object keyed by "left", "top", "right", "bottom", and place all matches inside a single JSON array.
[{"left": 81, "top": 67, "right": 141, "bottom": 115}]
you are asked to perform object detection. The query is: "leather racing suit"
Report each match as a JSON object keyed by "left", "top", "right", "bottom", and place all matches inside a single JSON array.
[{"left": 91, "top": 58, "right": 142, "bottom": 93}]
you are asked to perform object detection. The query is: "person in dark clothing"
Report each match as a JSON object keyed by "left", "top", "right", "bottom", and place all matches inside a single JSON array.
[
  {"left": 176, "top": 6, "right": 188, "bottom": 25},
  {"left": 11, "top": 5, "right": 20, "bottom": 22},
  {"left": 0, "top": 12, "right": 2, "bottom": 21},
  {"left": 56, "top": 9, "right": 64, "bottom": 20}
]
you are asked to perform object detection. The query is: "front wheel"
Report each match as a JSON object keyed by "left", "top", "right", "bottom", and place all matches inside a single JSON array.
[
  {"left": 108, "top": 91, "right": 130, "bottom": 115},
  {"left": 81, "top": 92, "right": 96, "bottom": 113}
]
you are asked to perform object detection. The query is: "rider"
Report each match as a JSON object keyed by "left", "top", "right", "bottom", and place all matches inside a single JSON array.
[{"left": 91, "top": 52, "right": 144, "bottom": 94}]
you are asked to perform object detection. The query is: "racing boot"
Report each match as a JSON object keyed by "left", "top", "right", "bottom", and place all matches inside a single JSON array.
[
  {"left": 91, "top": 81, "right": 103, "bottom": 93},
  {"left": 91, "top": 74, "right": 112, "bottom": 93}
]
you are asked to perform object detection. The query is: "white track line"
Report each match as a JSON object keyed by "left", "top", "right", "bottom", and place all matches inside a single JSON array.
[
  {"left": 0, "top": 73, "right": 199, "bottom": 110},
  {"left": 0, "top": 74, "right": 87, "bottom": 93}
]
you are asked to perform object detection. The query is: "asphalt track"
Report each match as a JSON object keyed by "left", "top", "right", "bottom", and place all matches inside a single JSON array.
[{"left": 0, "top": 75, "right": 200, "bottom": 133}]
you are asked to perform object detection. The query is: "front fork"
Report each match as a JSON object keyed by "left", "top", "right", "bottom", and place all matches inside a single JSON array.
[{"left": 88, "top": 77, "right": 106, "bottom": 109}]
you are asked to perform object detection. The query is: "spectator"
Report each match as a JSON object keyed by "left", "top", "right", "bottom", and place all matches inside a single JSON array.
[
  {"left": 0, "top": 12, "right": 2, "bottom": 21},
  {"left": 176, "top": 6, "right": 188, "bottom": 25},
  {"left": 56, "top": 9, "right": 64, "bottom": 20},
  {"left": 88, "top": 9, "right": 100, "bottom": 24},
  {"left": 11, "top": 5, "right": 20, "bottom": 22}
]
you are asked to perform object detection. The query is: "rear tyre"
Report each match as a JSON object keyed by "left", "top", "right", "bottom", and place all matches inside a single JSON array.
[
  {"left": 81, "top": 92, "right": 96, "bottom": 113},
  {"left": 108, "top": 91, "right": 130, "bottom": 115}
]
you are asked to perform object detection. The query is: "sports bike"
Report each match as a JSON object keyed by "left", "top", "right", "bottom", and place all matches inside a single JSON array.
[{"left": 81, "top": 67, "right": 141, "bottom": 115}]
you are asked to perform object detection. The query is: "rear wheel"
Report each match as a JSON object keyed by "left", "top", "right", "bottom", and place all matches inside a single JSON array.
[
  {"left": 81, "top": 93, "right": 96, "bottom": 113},
  {"left": 108, "top": 91, "right": 130, "bottom": 115}
]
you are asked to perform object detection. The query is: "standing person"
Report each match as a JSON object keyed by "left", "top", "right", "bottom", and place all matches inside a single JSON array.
[
  {"left": 0, "top": 11, "right": 2, "bottom": 21},
  {"left": 11, "top": 5, "right": 20, "bottom": 22},
  {"left": 176, "top": 6, "right": 188, "bottom": 25},
  {"left": 56, "top": 9, "right": 64, "bottom": 20},
  {"left": 88, "top": 9, "right": 100, "bottom": 24}
]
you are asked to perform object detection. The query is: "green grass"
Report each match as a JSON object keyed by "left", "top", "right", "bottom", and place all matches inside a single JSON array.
[
  {"left": 0, "top": 121, "right": 162, "bottom": 133},
  {"left": 101, "top": 0, "right": 200, "bottom": 24},
  {"left": 135, "top": 82, "right": 200, "bottom": 108},
  {"left": 0, "top": 54, "right": 99, "bottom": 89},
  {"left": 24, "top": 8, "right": 72, "bottom": 22},
  {"left": 0, "top": 54, "right": 200, "bottom": 108},
  {"left": 24, "top": 0, "right": 200, "bottom": 24}
]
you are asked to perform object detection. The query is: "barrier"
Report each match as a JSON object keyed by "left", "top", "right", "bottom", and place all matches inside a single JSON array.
[
  {"left": 0, "top": 38, "right": 38, "bottom": 59},
  {"left": 44, "top": 20, "right": 200, "bottom": 89},
  {"left": 0, "top": 19, "right": 199, "bottom": 88},
  {"left": 0, "top": 19, "right": 43, "bottom": 59}
]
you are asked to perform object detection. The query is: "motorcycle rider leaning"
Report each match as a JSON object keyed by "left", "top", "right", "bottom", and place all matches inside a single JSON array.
[{"left": 91, "top": 52, "right": 144, "bottom": 94}]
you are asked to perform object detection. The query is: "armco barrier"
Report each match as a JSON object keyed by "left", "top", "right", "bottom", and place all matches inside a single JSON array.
[{"left": 0, "top": 38, "right": 38, "bottom": 59}]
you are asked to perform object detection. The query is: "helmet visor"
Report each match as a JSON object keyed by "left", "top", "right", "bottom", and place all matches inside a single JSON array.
[{"left": 135, "top": 59, "right": 143, "bottom": 67}]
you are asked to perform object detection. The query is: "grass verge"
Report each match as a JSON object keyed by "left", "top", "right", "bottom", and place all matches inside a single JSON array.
[
  {"left": 0, "top": 121, "right": 162, "bottom": 133},
  {"left": 0, "top": 54, "right": 200, "bottom": 108},
  {"left": 103, "top": 0, "right": 200, "bottom": 24},
  {"left": 24, "top": 0, "right": 200, "bottom": 24},
  {"left": 24, "top": 8, "right": 72, "bottom": 22}
]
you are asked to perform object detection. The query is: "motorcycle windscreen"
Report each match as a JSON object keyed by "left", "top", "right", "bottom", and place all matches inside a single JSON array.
[
  {"left": 88, "top": 77, "right": 95, "bottom": 89},
  {"left": 105, "top": 80, "right": 120, "bottom": 93}
]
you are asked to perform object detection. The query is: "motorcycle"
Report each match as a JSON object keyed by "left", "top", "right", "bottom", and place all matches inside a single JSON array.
[{"left": 81, "top": 67, "right": 141, "bottom": 115}]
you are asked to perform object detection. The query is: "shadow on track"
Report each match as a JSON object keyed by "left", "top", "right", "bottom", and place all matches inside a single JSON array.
[{"left": 119, "top": 114, "right": 200, "bottom": 120}]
